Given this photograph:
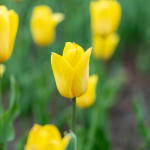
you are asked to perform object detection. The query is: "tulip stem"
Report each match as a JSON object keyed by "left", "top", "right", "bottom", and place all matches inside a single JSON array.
[
  {"left": 71, "top": 97, "right": 76, "bottom": 133},
  {"left": 0, "top": 67, "right": 2, "bottom": 148}
]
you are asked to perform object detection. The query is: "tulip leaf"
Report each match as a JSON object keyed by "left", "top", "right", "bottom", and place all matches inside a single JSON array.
[
  {"left": 132, "top": 95, "right": 150, "bottom": 149},
  {"left": 65, "top": 132, "right": 77, "bottom": 150},
  {"left": 99, "top": 70, "right": 125, "bottom": 110},
  {"left": 84, "top": 107, "right": 111, "bottom": 150},
  {"left": 76, "top": 125, "right": 86, "bottom": 150},
  {"left": 1, "top": 75, "right": 20, "bottom": 143}
]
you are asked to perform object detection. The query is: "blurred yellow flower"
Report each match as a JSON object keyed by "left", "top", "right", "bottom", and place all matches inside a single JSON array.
[
  {"left": 51, "top": 42, "right": 92, "bottom": 98},
  {"left": 24, "top": 124, "right": 71, "bottom": 150},
  {"left": 90, "top": 0, "right": 121, "bottom": 35},
  {"left": 93, "top": 33, "right": 120, "bottom": 60},
  {"left": 76, "top": 74, "right": 98, "bottom": 108},
  {"left": 30, "top": 5, "right": 65, "bottom": 46},
  {"left": 0, "top": 64, "right": 6, "bottom": 78},
  {"left": 0, "top": 6, "right": 19, "bottom": 63}
]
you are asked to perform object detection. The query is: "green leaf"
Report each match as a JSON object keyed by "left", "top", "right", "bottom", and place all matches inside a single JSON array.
[
  {"left": 84, "top": 107, "right": 111, "bottom": 150},
  {"left": 65, "top": 132, "right": 77, "bottom": 150},
  {"left": 132, "top": 95, "right": 150, "bottom": 149},
  {"left": 1, "top": 75, "right": 20, "bottom": 143}
]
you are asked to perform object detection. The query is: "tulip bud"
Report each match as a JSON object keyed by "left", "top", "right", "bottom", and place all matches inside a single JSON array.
[
  {"left": 30, "top": 5, "right": 65, "bottom": 46},
  {"left": 51, "top": 42, "right": 92, "bottom": 98},
  {"left": 76, "top": 74, "right": 98, "bottom": 108},
  {"left": 90, "top": 0, "right": 121, "bottom": 35},
  {"left": 0, "top": 6, "right": 19, "bottom": 63},
  {"left": 24, "top": 124, "right": 71, "bottom": 150},
  {"left": 93, "top": 33, "right": 120, "bottom": 60}
]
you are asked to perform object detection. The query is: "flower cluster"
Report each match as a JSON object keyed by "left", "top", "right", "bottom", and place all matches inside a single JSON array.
[{"left": 0, "top": 0, "right": 123, "bottom": 149}]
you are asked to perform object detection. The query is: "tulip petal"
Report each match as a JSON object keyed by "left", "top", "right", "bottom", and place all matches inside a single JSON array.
[
  {"left": 63, "top": 42, "right": 84, "bottom": 56},
  {"left": 0, "top": 64, "right": 6, "bottom": 78},
  {"left": 30, "top": 5, "right": 56, "bottom": 46},
  {"left": 34, "top": 125, "right": 61, "bottom": 148},
  {"left": 76, "top": 74, "right": 98, "bottom": 108},
  {"left": 97, "top": 2, "right": 111, "bottom": 34},
  {"left": 72, "top": 43, "right": 85, "bottom": 54},
  {"left": 90, "top": 0, "right": 121, "bottom": 35},
  {"left": 51, "top": 53, "right": 74, "bottom": 98},
  {"left": 61, "top": 135, "right": 71, "bottom": 150},
  {"left": 30, "top": 5, "right": 65, "bottom": 46},
  {"left": 63, "top": 48, "right": 84, "bottom": 68},
  {"left": 26, "top": 124, "right": 63, "bottom": 150},
  {"left": 30, "top": 6, "right": 57, "bottom": 47},
  {"left": 63, "top": 42, "right": 84, "bottom": 67},
  {"left": 43, "top": 140, "right": 60, "bottom": 150},
  {"left": 92, "top": 35, "right": 104, "bottom": 59},
  {"left": 72, "top": 48, "right": 92, "bottom": 97},
  {"left": 104, "top": 33, "right": 120, "bottom": 60},
  {"left": 42, "top": 125, "right": 62, "bottom": 141},
  {"left": 91, "top": 1, "right": 111, "bottom": 35},
  {"left": 76, "top": 95, "right": 90, "bottom": 109},
  {"left": 24, "top": 145, "right": 38, "bottom": 150},
  {"left": 109, "top": 0, "right": 121, "bottom": 32},
  {"left": 52, "top": 13, "right": 65, "bottom": 26},
  {"left": 0, "top": 6, "right": 8, "bottom": 13},
  {"left": 0, "top": 7, "right": 9, "bottom": 63},
  {"left": 31, "top": 16, "right": 55, "bottom": 46},
  {"left": 33, "top": 5, "right": 52, "bottom": 17},
  {"left": 63, "top": 42, "right": 78, "bottom": 56},
  {"left": 8, "top": 10, "right": 19, "bottom": 60},
  {"left": 27, "top": 124, "right": 42, "bottom": 146}
]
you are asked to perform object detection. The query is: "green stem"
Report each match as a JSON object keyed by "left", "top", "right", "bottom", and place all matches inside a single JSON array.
[
  {"left": 0, "top": 65, "right": 2, "bottom": 148},
  {"left": 71, "top": 97, "right": 76, "bottom": 133}
]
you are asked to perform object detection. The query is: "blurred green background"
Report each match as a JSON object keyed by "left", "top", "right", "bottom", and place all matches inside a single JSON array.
[{"left": 1, "top": 0, "right": 150, "bottom": 150}]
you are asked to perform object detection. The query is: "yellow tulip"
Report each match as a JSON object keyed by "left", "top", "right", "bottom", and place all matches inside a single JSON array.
[
  {"left": 0, "top": 6, "right": 19, "bottom": 63},
  {"left": 90, "top": 0, "right": 121, "bottom": 35},
  {"left": 30, "top": 5, "right": 65, "bottom": 46},
  {"left": 76, "top": 74, "right": 98, "bottom": 108},
  {"left": 51, "top": 42, "right": 92, "bottom": 99},
  {"left": 93, "top": 33, "right": 120, "bottom": 60},
  {"left": 24, "top": 124, "right": 71, "bottom": 150},
  {"left": 0, "top": 64, "right": 6, "bottom": 78}
]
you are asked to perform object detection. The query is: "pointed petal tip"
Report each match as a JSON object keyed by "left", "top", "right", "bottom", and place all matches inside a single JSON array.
[
  {"left": 90, "top": 74, "right": 99, "bottom": 83},
  {"left": 51, "top": 52, "right": 57, "bottom": 56},
  {"left": 86, "top": 47, "right": 93, "bottom": 55}
]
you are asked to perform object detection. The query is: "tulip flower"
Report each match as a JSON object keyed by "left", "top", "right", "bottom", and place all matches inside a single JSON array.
[
  {"left": 30, "top": 5, "right": 65, "bottom": 46},
  {"left": 0, "top": 64, "right": 6, "bottom": 78},
  {"left": 90, "top": 0, "right": 121, "bottom": 35},
  {"left": 0, "top": 6, "right": 19, "bottom": 63},
  {"left": 24, "top": 124, "right": 71, "bottom": 150},
  {"left": 76, "top": 74, "right": 98, "bottom": 108},
  {"left": 51, "top": 42, "right": 92, "bottom": 99},
  {"left": 92, "top": 33, "right": 120, "bottom": 60}
]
